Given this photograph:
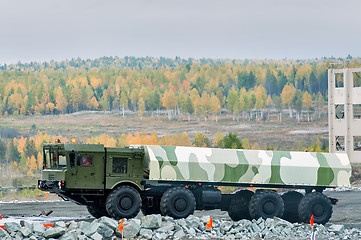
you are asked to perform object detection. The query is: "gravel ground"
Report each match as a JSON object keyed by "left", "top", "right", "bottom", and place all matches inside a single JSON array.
[{"left": 0, "top": 191, "right": 360, "bottom": 229}]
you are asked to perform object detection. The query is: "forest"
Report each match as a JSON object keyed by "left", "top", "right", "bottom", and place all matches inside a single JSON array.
[{"left": 1, "top": 56, "right": 360, "bottom": 122}]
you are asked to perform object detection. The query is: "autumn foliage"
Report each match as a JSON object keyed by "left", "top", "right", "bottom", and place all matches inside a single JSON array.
[{"left": 1, "top": 56, "right": 359, "bottom": 122}]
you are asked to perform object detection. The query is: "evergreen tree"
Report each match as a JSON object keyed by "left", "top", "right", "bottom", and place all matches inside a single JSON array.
[
  {"left": 25, "top": 139, "right": 37, "bottom": 159},
  {"left": 309, "top": 70, "right": 319, "bottom": 94},
  {"left": 248, "top": 70, "right": 256, "bottom": 90},
  {"left": 8, "top": 140, "right": 21, "bottom": 164},
  {"left": 223, "top": 133, "right": 242, "bottom": 149},
  {"left": 277, "top": 70, "right": 288, "bottom": 95},
  {"left": 237, "top": 71, "right": 248, "bottom": 89},
  {"left": 180, "top": 95, "right": 194, "bottom": 121},
  {"left": 264, "top": 69, "right": 277, "bottom": 96},
  {"left": 0, "top": 139, "right": 6, "bottom": 171},
  {"left": 293, "top": 90, "right": 303, "bottom": 122},
  {"left": 146, "top": 91, "right": 160, "bottom": 112}
]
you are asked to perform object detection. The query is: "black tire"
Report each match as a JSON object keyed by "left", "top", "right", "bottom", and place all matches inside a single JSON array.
[
  {"left": 106, "top": 186, "right": 141, "bottom": 220},
  {"left": 281, "top": 191, "right": 303, "bottom": 223},
  {"left": 298, "top": 192, "right": 332, "bottom": 224},
  {"left": 160, "top": 187, "right": 195, "bottom": 219},
  {"left": 249, "top": 190, "right": 284, "bottom": 219},
  {"left": 228, "top": 190, "right": 254, "bottom": 221},
  {"left": 86, "top": 204, "right": 110, "bottom": 218}
]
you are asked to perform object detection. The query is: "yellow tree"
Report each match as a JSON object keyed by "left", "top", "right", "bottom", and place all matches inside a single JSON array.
[
  {"left": 210, "top": 94, "right": 221, "bottom": 122},
  {"left": 55, "top": 87, "right": 67, "bottom": 114},
  {"left": 20, "top": 95, "right": 28, "bottom": 115},
  {"left": 37, "top": 152, "right": 43, "bottom": 171},
  {"left": 17, "top": 136, "right": 27, "bottom": 156},
  {"left": 70, "top": 87, "right": 82, "bottom": 112},
  {"left": 171, "top": 132, "right": 191, "bottom": 146},
  {"left": 90, "top": 76, "right": 102, "bottom": 89},
  {"left": 160, "top": 135, "right": 171, "bottom": 146},
  {"left": 40, "top": 88, "right": 50, "bottom": 114},
  {"left": 162, "top": 89, "right": 178, "bottom": 120},
  {"left": 266, "top": 95, "right": 273, "bottom": 120},
  {"left": 146, "top": 130, "right": 160, "bottom": 145},
  {"left": 139, "top": 87, "right": 149, "bottom": 101},
  {"left": 315, "top": 92, "right": 325, "bottom": 120},
  {"left": 193, "top": 132, "right": 210, "bottom": 147},
  {"left": 200, "top": 93, "right": 211, "bottom": 122},
  {"left": 226, "top": 87, "right": 239, "bottom": 121},
  {"left": 120, "top": 91, "right": 128, "bottom": 117},
  {"left": 281, "top": 84, "right": 296, "bottom": 118},
  {"left": 190, "top": 89, "right": 201, "bottom": 117},
  {"left": 26, "top": 155, "right": 38, "bottom": 176},
  {"left": 45, "top": 102, "right": 55, "bottom": 115},
  {"left": 138, "top": 98, "right": 145, "bottom": 120},
  {"left": 129, "top": 89, "right": 139, "bottom": 111},
  {"left": 266, "top": 95, "right": 273, "bottom": 107},
  {"left": 254, "top": 85, "right": 267, "bottom": 120},
  {"left": 302, "top": 91, "right": 313, "bottom": 122},
  {"left": 89, "top": 96, "right": 99, "bottom": 110},
  {"left": 241, "top": 138, "right": 251, "bottom": 149},
  {"left": 213, "top": 132, "right": 224, "bottom": 148},
  {"left": 8, "top": 93, "right": 23, "bottom": 115}
]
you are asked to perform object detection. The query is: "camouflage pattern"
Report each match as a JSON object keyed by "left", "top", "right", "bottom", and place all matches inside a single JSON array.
[{"left": 145, "top": 145, "right": 351, "bottom": 187}]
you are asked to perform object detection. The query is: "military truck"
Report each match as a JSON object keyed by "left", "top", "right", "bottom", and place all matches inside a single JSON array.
[{"left": 38, "top": 143, "right": 351, "bottom": 224}]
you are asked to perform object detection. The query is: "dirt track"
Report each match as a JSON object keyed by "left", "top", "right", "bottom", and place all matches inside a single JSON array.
[{"left": 0, "top": 191, "right": 360, "bottom": 228}]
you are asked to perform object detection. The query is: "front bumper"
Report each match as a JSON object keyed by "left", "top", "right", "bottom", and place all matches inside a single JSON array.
[{"left": 38, "top": 180, "right": 66, "bottom": 193}]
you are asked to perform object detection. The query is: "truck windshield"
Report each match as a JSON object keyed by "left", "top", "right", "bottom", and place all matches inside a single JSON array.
[{"left": 43, "top": 148, "right": 67, "bottom": 169}]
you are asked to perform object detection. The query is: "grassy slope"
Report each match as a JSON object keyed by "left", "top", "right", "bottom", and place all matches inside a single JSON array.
[{"left": 0, "top": 110, "right": 329, "bottom": 151}]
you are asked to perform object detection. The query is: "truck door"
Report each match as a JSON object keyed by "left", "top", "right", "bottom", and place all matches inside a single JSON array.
[
  {"left": 67, "top": 151, "right": 104, "bottom": 189},
  {"left": 106, "top": 153, "right": 132, "bottom": 189},
  {"left": 104, "top": 148, "right": 144, "bottom": 190}
]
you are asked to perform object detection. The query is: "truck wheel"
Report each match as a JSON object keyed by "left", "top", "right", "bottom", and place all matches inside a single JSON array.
[
  {"left": 160, "top": 187, "right": 195, "bottom": 219},
  {"left": 249, "top": 190, "right": 284, "bottom": 219},
  {"left": 281, "top": 191, "right": 303, "bottom": 223},
  {"left": 298, "top": 192, "right": 332, "bottom": 224},
  {"left": 106, "top": 186, "right": 141, "bottom": 220},
  {"left": 228, "top": 190, "right": 254, "bottom": 221},
  {"left": 87, "top": 204, "right": 110, "bottom": 218}
]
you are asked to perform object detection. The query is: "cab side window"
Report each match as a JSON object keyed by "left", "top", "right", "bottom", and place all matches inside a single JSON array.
[
  {"left": 113, "top": 157, "right": 128, "bottom": 174},
  {"left": 77, "top": 155, "right": 94, "bottom": 167},
  {"left": 59, "top": 153, "right": 67, "bottom": 168}
]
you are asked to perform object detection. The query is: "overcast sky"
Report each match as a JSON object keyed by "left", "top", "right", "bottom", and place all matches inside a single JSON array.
[{"left": 0, "top": 0, "right": 360, "bottom": 64}]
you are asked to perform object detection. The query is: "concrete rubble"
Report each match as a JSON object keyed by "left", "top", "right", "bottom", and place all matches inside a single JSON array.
[{"left": 0, "top": 214, "right": 360, "bottom": 239}]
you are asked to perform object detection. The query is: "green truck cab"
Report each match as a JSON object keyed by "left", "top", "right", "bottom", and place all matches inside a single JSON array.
[{"left": 39, "top": 143, "right": 351, "bottom": 224}]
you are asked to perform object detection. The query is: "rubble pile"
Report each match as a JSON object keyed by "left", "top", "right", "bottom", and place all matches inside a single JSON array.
[{"left": 1, "top": 214, "right": 360, "bottom": 239}]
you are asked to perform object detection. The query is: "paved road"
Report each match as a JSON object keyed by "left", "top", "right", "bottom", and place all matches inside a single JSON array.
[{"left": 0, "top": 191, "right": 360, "bottom": 227}]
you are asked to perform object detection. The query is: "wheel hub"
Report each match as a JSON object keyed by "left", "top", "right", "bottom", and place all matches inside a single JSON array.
[
  {"left": 312, "top": 203, "right": 324, "bottom": 217},
  {"left": 174, "top": 197, "right": 187, "bottom": 212},
  {"left": 263, "top": 200, "right": 276, "bottom": 215},
  {"left": 120, "top": 196, "right": 133, "bottom": 210}
]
